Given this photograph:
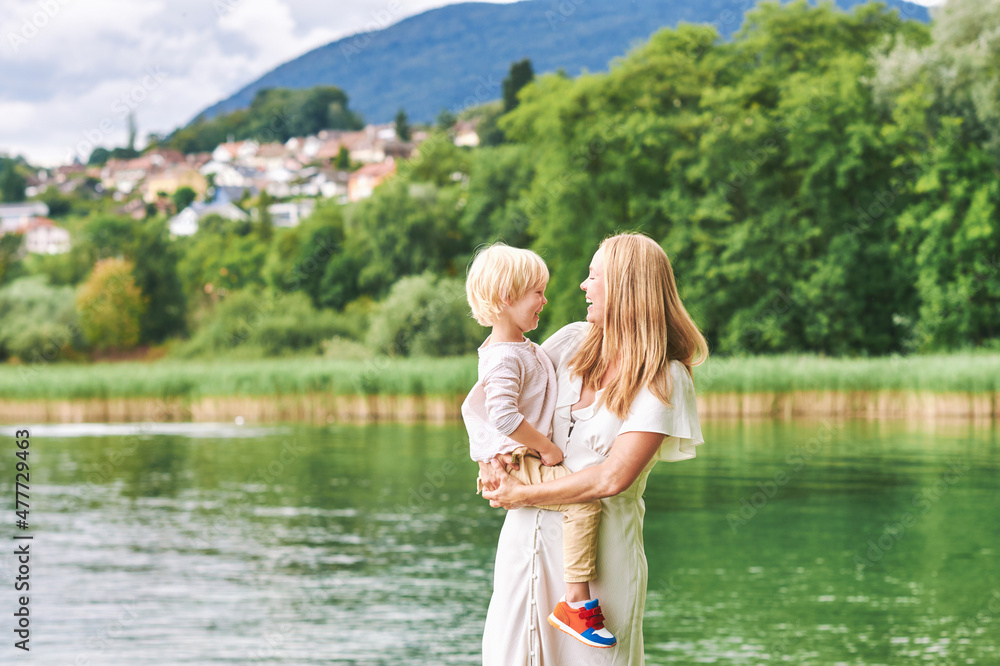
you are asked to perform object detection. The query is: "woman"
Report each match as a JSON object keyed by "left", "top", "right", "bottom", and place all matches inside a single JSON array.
[{"left": 478, "top": 233, "right": 707, "bottom": 665}]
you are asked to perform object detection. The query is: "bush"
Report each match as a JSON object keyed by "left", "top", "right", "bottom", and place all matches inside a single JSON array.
[
  {"left": 0, "top": 276, "right": 81, "bottom": 362},
  {"left": 173, "top": 289, "right": 355, "bottom": 358},
  {"left": 367, "top": 273, "right": 482, "bottom": 356},
  {"left": 75, "top": 258, "right": 146, "bottom": 351}
]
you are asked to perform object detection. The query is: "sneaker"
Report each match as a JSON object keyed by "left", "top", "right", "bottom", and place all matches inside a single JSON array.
[{"left": 547, "top": 598, "right": 617, "bottom": 648}]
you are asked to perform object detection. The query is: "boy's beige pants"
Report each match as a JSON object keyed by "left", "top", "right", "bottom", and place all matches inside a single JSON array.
[{"left": 477, "top": 446, "right": 601, "bottom": 583}]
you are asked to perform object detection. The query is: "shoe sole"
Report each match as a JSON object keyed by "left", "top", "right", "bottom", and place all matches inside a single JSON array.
[{"left": 547, "top": 613, "right": 616, "bottom": 648}]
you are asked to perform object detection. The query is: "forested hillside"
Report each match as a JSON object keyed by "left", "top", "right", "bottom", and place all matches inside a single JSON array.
[{"left": 3, "top": 1, "right": 997, "bottom": 366}]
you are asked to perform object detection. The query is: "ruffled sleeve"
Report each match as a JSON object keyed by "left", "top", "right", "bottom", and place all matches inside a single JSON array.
[
  {"left": 539, "top": 322, "right": 589, "bottom": 371},
  {"left": 619, "top": 360, "right": 704, "bottom": 462}
]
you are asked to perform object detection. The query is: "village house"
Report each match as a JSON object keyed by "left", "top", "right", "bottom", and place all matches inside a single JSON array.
[
  {"left": 101, "top": 148, "right": 185, "bottom": 194},
  {"left": 212, "top": 140, "right": 259, "bottom": 163},
  {"left": 20, "top": 216, "right": 71, "bottom": 254},
  {"left": 168, "top": 191, "right": 249, "bottom": 237},
  {"left": 243, "top": 142, "right": 291, "bottom": 171},
  {"left": 0, "top": 201, "right": 49, "bottom": 236},
  {"left": 348, "top": 159, "right": 396, "bottom": 202},
  {"left": 286, "top": 135, "right": 323, "bottom": 161},
  {"left": 296, "top": 168, "right": 350, "bottom": 201},
  {"left": 143, "top": 165, "right": 208, "bottom": 203},
  {"left": 453, "top": 120, "right": 480, "bottom": 147},
  {"left": 264, "top": 200, "right": 316, "bottom": 228}
]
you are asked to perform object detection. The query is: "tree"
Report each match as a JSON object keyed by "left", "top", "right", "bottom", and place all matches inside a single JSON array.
[
  {"left": 131, "top": 218, "right": 187, "bottom": 343},
  {"left": 0, "top": 163, "right": 26, "bottom": 202},
  {"left": 366, "top": 273, "right": 481, "bottom": 356},
  {"left": 0, "top": 234, "right": 24, "bottom": 286},
  {"left": 499, "top": 2, "right": 922, "bottom": 351},
  {"left": 167, "top": 86, "right": 364, "bottom": 153},
  {"left": 127, "top": 111, "right": 137, "bottom": 153},
  {"left": 173, "top": 186, "right": 197, "bottom": 212},
  {"left": 873, "top": 0, "right": 1000, "bottom": 349},
  {"left": 436, "top": 108, "right": 458, "bottom": 131},
  {"left": 87, "top": 147, "right": 111, "bottom": 166},
  {"left": 256, "top": 190, "right": 274, "bottom": 242},
  {"left": 395, "top": 108, "right": 412, "bottom": 142},
  {"left": 503, "top": 58, "right": 535, "bottom": 113},
  {"left": 335, "top": 146, "right": 351, "bottom": 170},
  {"left": 0, "top": 276, "right": 81, "bottom": 362},
  {"left": 75, "top": 258, "right": 146, "bottom": 351}
]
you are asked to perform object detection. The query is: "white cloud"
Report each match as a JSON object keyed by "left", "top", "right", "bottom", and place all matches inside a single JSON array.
[{"left": 0, "top": 0, "right": 523, "bottom": 165}]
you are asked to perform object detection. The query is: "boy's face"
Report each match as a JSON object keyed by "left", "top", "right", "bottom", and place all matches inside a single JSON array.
[{"left": 502, "top": 280, "right": 548, "bottom": 334}]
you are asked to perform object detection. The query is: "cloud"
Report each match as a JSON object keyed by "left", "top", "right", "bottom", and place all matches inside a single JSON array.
[{"left": 0, "top": 0, "right": 523, "bottom": 165}]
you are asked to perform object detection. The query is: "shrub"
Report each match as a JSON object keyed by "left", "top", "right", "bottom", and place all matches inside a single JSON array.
[
  {"left": 367, "top": 273, "right": 482, "bottom": 356},
  {"left": 0, "top": 276, "right": 81, "bottom": 361},
  {"left": 174, "top": 289, "right": 354, "bottom": 358},
  {"left": 75, "top": 258, "right": 146, "bottom": 351}
]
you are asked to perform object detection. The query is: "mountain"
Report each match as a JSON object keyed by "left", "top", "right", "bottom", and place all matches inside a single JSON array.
[{"left": 194, "top": 0, "right": 929, "bottom": 125}]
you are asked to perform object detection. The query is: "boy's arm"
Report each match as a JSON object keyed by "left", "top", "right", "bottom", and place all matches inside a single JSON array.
[
  {"left": 506, "top": 420, "right": 563, "bottom": 466},
  {"left": 482, "top": 353, "right": 563, "bottom": 466}
]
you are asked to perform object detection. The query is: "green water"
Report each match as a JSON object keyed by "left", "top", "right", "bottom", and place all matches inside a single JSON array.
[{"left": 0, "top": 420, "right": 997, "bottom": 664}]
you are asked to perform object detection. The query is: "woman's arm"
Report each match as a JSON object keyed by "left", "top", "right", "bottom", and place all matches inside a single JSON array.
[{"left": 482, "top": 431, "right": 664, "bottom": 507}]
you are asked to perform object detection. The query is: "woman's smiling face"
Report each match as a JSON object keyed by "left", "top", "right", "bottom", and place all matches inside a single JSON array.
[{"left": 580, "top": 247, "right": 606, "bottom": 326}]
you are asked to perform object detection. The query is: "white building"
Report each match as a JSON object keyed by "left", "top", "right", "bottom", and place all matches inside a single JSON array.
[
  {"left": 168, "top": 194, "right": 249, "bottom": 237},
  {"left": 21, "top": 217, "right": 71, "bottom": 254},
  {"left": 0, "top": 201, "right": 49, "bottom": 236},
  {"left": 266, "top": 200, "right": 316, "bottom": 228}
]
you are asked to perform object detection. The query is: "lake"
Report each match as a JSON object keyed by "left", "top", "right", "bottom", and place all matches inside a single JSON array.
[{"left": 0, "top": 419, "right": 997, "bottom": 664}]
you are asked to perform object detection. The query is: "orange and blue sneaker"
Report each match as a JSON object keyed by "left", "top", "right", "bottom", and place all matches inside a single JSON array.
[{"left": 547, "top": 597, "right": 617, "bottom": 648}]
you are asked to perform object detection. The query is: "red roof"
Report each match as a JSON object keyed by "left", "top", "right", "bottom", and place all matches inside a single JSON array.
[{"left": 18, "top": 216, "right": 58, "bottom": 232}]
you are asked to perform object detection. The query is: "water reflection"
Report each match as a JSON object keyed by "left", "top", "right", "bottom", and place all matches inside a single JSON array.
[{"left": 0, "top": 420, "right": 996, "bottom": 664}]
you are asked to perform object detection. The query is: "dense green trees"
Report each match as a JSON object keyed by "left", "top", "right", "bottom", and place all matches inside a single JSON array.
[
  {"left": 0, "top": 162, "right": 26, "bottom": 202},
  {"left": 494, "top": 0, "right": 998, "bottom": 353},
  {"left": 169, "top": 86, "right": 364, "bottom": 153},
  {"left": 0, "top": 276, "right": 80, "bottom": 362},
  {"left": 75, "top": 258, "right": 146, "bottom": 351},
  {"left": 3, "top": 0, "right": 997, "bottom": 362}
]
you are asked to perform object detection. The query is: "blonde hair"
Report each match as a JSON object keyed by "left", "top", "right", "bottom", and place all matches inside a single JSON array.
[
  {"left": 568, "top": 233, "right": 708, "bottom": 419},
  {"left": 466, "top": 243, "right": 549, "bottom": 326}
]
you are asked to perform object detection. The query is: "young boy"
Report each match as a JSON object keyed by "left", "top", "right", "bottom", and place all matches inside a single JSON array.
[{"left": 462, "top": 243, "right": 616, "bottom": 649}]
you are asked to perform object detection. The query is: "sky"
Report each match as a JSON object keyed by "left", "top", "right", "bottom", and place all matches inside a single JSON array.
[
  {"left": 1, "top": 0, "right": 943, "bottom": 167},
  {"left": 0, "top": 0, "right": 521, "bottom": 167}
]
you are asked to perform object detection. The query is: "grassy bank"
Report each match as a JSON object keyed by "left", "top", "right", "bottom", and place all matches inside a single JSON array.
[{"left": 2, "top": 352, "right": 999, "bottom": 401}]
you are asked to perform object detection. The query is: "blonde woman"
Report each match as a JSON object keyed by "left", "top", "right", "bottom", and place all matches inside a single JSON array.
[{"left": 479, "top": 233, "right": 707, "bottom": 665}]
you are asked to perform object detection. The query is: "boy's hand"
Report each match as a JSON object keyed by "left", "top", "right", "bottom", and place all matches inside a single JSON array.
[{"left": 539, "top": 447, "right": 563, "bottom": 466}]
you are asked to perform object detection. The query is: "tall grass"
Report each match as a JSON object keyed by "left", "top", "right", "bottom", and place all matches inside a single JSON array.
[
  {"left": 0, "top": 356, "right": 480, "bottom": 401},
  {"left": 1, "top": 353, "right": 998, "bottom": 402},
  {"left": 694, "top": 353, "right": 1000, "bottom": 394}
]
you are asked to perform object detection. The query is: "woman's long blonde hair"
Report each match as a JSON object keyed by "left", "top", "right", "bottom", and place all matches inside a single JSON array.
[{"left": 568, "top": 233, "right": 708, "bottom": 419}]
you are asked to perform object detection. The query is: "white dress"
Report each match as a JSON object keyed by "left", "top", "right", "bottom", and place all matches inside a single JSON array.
[{"left": 482, "top": 322, "right": 704, "bottom": 666}]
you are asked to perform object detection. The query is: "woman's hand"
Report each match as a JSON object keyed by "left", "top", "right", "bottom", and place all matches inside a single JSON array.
[
  {"left": 477, "top": 454, "right": 518, "bottom": 493},
  {"left": 482, "top": 458, "right": 528, "bottom": 509}
]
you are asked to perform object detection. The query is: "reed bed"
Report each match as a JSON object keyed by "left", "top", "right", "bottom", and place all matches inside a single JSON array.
[
  {"left": 0, "top": 356, "right": 480, "bottom": 401},
  {"left": 694, "top": 353, "right": 1000, "bottom": 394},
  {"left": 1, "top": 352, "right": 998, "bottom": 402}
]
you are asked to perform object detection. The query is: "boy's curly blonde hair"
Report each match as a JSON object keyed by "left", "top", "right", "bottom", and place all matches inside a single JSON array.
[{"left": 466, "top": 243, "right": 549, "bottom": 326}]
